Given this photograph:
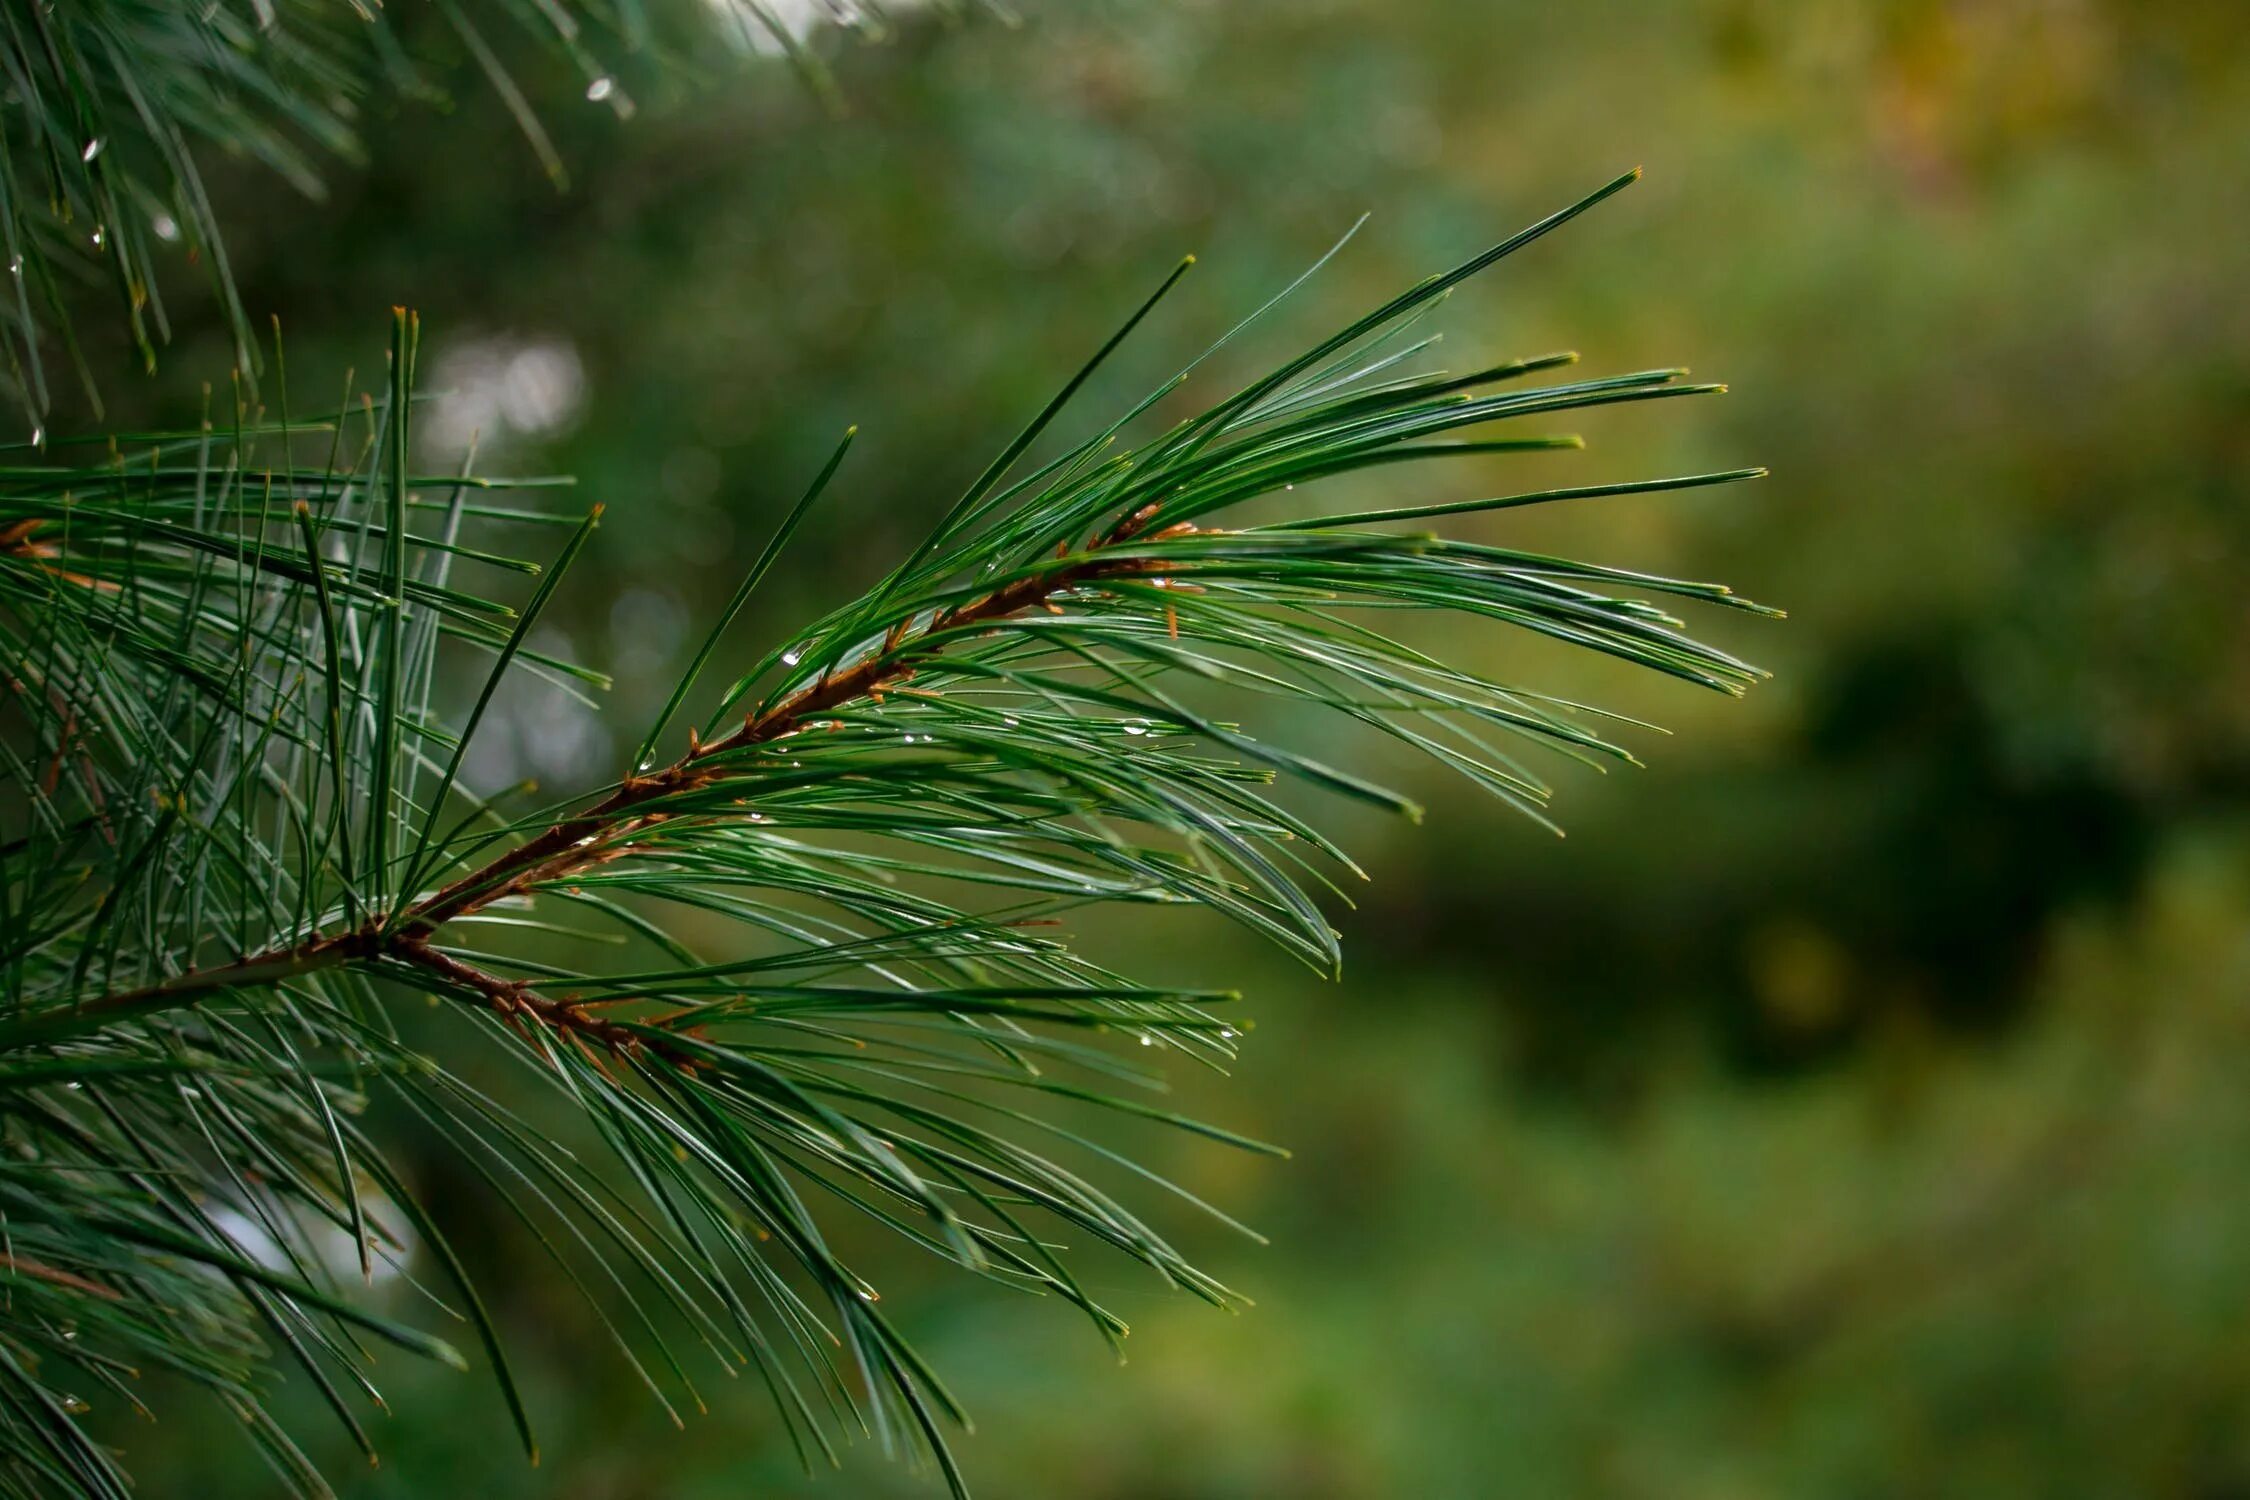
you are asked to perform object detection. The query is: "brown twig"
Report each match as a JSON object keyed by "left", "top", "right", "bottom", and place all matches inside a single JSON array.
[
  {"left": 0, "top": 1253, "right": 119, "bottom": 1300},
  {"left": 1, "top": 519, "right": 115, "bottom": 593},
  {"left": 57, "top": 524, "right": 1191, "bottom": 1051},
  {"left": 397, "top": 938, "right": 648, "bottom": 1060}
]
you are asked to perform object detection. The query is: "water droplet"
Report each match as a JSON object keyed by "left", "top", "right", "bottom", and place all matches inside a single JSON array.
[
  {"left": 1220, "top": 1027, "right": 1237, "bottom": 1040},
  {"left": 60, "top": 1394, "right": 89, "bottom": 1414},
  {"left": 1122, "top": 723, "right": 1148, "bottom": 736},
  {"left": 61, "top": 1329, "right": 78, "bottom": 1342},
  {"left": 29, "top": 425, "right": 43, "bottom": 448},
  {"left": 1138, "top": 1034, "right": 1155, "bottom": 1046},
  {"left": 150, "top": 212, "right": 179, "bottom": 242},
  {"left": 585, "top": 76, "right": 616, "bottom": 102},
  {"left": 782, "top": 647, "right": 802, "bottom": 666},
  {"left": 8, "top": 256, "right": 20, "bottom": 276},
  {"left": 1284, "top": 483, "right": 1294, "bottom": 491},
  {"left": 80, "top": 138, "right": 103, "bottom": 164},
  {"left": 63, "top": 1081, "right": 81, "bottom": 1091},
  {"left": 89, "top": 226, "right": 103, "bottom": 249}
]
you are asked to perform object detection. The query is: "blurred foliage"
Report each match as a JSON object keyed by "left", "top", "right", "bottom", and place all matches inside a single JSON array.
[{"left": 63, "top": 0, "right": 2250, "bottom": 1494}]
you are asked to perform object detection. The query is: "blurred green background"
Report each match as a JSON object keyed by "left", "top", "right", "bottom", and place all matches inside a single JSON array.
[{"left": 80, "top": 0, "right": 2250, "bottom": 1494}]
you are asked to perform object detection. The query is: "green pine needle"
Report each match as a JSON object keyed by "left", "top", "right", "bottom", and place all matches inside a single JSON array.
[
  {"left": 0, "top": 0, "right": 998, "bottom": 423},
  {"left": 0, "top": 176, "right": 1772, "bottom": 1498}
]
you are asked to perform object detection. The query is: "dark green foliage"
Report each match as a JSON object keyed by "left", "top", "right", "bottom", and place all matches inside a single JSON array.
[
  {"left": 0, "top": 0, "right": 988, "bottom": 422},
  {"left": 0, "top": 176, "right": 1765, "bottom": 1495},
  {"left": 0, "top": 0, "right": 609, "bottom": 418}
]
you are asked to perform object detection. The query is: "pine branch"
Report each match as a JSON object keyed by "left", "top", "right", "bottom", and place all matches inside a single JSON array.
[
  {"left": 56, "top": 504, "right": 1309, "bottom": 1040},
  {"left": 0, "top": 175, "right": 1776, "bottom": 1497}
]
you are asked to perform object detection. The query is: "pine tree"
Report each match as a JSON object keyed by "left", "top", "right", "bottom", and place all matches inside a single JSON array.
[{"left": 0, "top": 10, "right": 1772, "bottom": 1497}]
